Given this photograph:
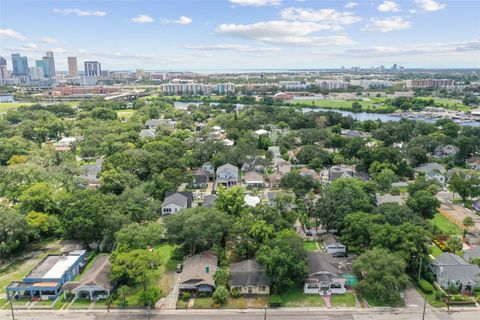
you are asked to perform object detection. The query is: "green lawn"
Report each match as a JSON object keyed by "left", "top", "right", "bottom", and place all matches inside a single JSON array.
[
  {"left": 330, "top": 293, "right": 356, "bottom": 307},
  {"left": 116, "top": 109, "right": 135, "bottom": 119},
  {"left": 414, "top": 283, "right": 446, "bottom": 308},
  {"left": 279, "top": 288, "right": 326, "bottom": 307},
  {"left": 303, "top": 241, "right": 319, "bottom": 252},
  {"left": 430, "top": 244, "right": 444, "bottom": 257},
  {"left": 431, "top": 213, "right": 463, "bottom": 235},
  {"left": 177, "top": 299, "right": 189, "bottom": 309},
  {"left": 362, "top": 294, "right": 404, "bottom": 307},
  {"left": 194, "top": 297, "right": 215, "bottom": 308},
  {"left": 69, "top": 298, "right": 92, "bottom": 309},
  {"left": 0, "top": 102, "right": 34, "bottom": 112},
  {"left": 53, "top": 295, "right": 71, "bottom": 310},
  {"left": 290, "top": 98, "right": 395, "bottom": 113},
  {"left": 416, "top": 97, "right": 470, "bottom": 111}
]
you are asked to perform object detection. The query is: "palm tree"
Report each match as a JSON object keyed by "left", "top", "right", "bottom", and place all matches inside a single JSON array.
[{"left": 462, "top": 217, "right": 475, "bottom": 237}]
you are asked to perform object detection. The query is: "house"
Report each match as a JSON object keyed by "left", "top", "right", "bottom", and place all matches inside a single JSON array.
[
  {"left": 269, "top": 173, "right": 281, "bottom": 188},
  {"left": 304, "top": 252, "right": 347, "bottom": 295},
  {"left": 244, "top": 195, "right": 261, "bottom": 207},
  {"left": 229, "top": 259, "right": 270, "bottom": 295},
  {"left": 434, "top": 145, "right": 459, "bottom": 158},
  {"left": 268, "top": 146, "right": 281, "bottom": 160},
  {"left": 327, "top": 165, "right": 364, "bottom": 182},
  {"left": 215, "top": 164, "right": 238, "bottom": 189},
  {"left": 53, "top": 137, "right": 77, "bottom": 152},
  {"left": 415, "top": 163, "right": 446, "bottom": 188},
  {"left": 6, "top": 250, "right": 87, "bottom": 301},
  {"left": 139, "top": 129, "right": 156, "bottom": 139},
  {"left": 145, "top": 118, "right": 176, "bottom": 130},
  {"left": 340, "top": 129, "right": 370, "bottom": 138},
  {"left": 161, "top": 192, "right": 193, "bottom": 215},
  {"left": 178, "top": 252, "right": 218, "bottom": 295},
  {"left": 254, "top": 129, "right": 269, "bottom": 137},
  {"left": 474, "top": 200, "right": 480, "bottom": 212},
  {"left": 80, "top": 159, "right": 103, "bottom": 188},
  {"left": 202, "top": 194, "right": 217, "bottom": 208},
  {"left": 467, "top": 156, "right": 480, "bottom": 171},
  {"left": 430, "top": 252, "right": 480, "bottom": 294},
  {"left": 375, "top": 193, "right": 404, "bottom": 206},
  {"left": 277, "top": 160, "right": 292, "bottom": 176},
  {"left": 300, "top": 167, "right": 317, "bottom": 178},
  {"left": 62, "top": 255, "right": 111, "bottom": 301},
  {"left": 464, "top": 247, "right": 480, "bottom": 262},
  {"left": 426, "top": 171, "right": 446, "bottom": 189},
  {"left": 195, "top": 122, "right": 207, "bottom": 133},
  {"left": 202, "top": 162, "right": 214, "bottom": 175},
  {"left": 244, "top": 171, "right": 264, "bottom": 189},
  {"left": 223, "top": 139, "right": 234, "bottom": 147},
  {"left": 321, "top": 234, "right": 346, "bottom": 254},
  {"left": 191, "top": 168, "right": 209, "bottom": 189}
]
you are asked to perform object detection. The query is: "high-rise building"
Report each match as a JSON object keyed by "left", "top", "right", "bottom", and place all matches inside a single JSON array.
[
  {"left": 67, "top": 57, "right": 78, "bottom": 77},
  {"left": 29, "top": 66, "right": 44, "bottom": 80},
  {"left": 0, "top": 65, "right": 9, "bottom": 82},
  {"left": 0, "top": 56, "right": 6, "bottom": 67},
  {"left": 136, "top": 68, "right": 144, "bottom": 79},
  {"left": 11, "top": 54, "right": 29, "bottom": 76},
  {"left": 42, "top": 51, "right": 55, "bottom": 78},
  {"left": 36, "top": 60, "right": 50, "bottom": 78},
  {"left": 84, "top": 61, "right": 101, "bottom": 76}
]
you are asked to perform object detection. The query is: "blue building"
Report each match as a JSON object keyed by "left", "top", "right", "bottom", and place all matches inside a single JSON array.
[
  {"left": 6, "top": 250, "right": 86, "bottom": 301},
  {"left": 11, "top": 53, "right": 29, "bottom": 76},
  {"left": 36, "top": 59, "right": 50, "bottom": 78}
]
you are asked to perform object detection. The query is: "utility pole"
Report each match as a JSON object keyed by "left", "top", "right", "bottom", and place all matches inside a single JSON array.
[
  {"left": 264, "top": 306, "right": 267, "bottom": 320},
  {"left": 9, "top": 297, "right": 15, "bottom": 320},
  {"left": 418, "top": 255, "right": 423, "bottom": 283},
  {"left": 421, "top": 296, "right": 427, "bottom": 320}
]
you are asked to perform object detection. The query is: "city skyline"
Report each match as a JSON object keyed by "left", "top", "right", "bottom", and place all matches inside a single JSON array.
[{"left": 1, "top": 0, "right": 479, "bottom": 70}]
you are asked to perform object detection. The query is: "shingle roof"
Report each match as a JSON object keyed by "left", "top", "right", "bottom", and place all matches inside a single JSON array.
[
  {"left": 415, "top": 163, "right": 446, "bottom": 174},
  {"left": 62, "top": 255, "right": 111, "bottom": 291},
  {"left": 202, "top": 194, "right": 217, "bottom": 208},
  {"left": 464, "top": 247, "right": 480, "bottom": 261},
  {"left": 179, "top": 252, "right": 218, "bottom": 289},
  {"left": 217, "top": 163, "right": 238, "bottom": 173},
  {"left": 432, "top": 253, "right": 480, "bottom": 285},
  {"left": 244, "top": 171, "right": 264, "bottom": 183},
  {"left": 229, "top": 259, "right": 270, "bottom": 287},
  {"left": 321, "top": 234, "right": 343, "bottom": 247},
  {"left": 163, "top": 192, "right": 193, "bottom": 208},
  {"left": 306, "top": 252, "right": 339, "bottom": 276}
]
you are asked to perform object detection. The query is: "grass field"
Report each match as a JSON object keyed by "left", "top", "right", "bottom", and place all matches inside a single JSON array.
[
  {"left": 116, "top": 109, "right": 135, "bottom": 119},
  {"left": 279, "top": 288, "right": 326, "bottom": 307},
  {"left": 430, "top": 244, "right": 444, "bottom": 257},
  {"left": 417, "top": 97, "right": 470, "bottom": 111},
  {"left": 431, "top": 213, "right": 463, "bottom": 235},
  {"left": 330, "top": 293, "right": 356, "bottom": 307},
  {"left": 194, "top": 297, "right": 215, "bottom": 308},
  {"left": 303, "top": 241, "right": 319, "bottom": 252},
  {"left": 0, "top": 102, "right": 33, "bottom": 112},
  {"left": 290, "top": 98, "right": 395, "bottom": 112}
]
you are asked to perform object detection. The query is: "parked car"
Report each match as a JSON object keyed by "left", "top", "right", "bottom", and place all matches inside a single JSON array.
[
  {"left": 332, "top": 252, "right": 347, "bottom": 258},
  {"left": 176, "top": 263, "right": 183, "bottom": 273}
]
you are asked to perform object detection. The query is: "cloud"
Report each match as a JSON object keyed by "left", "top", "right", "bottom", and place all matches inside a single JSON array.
[
  {"left": 0, "top": 28, "right": 26, "bottom": 40},
  {"left": 185, "top": 44, "right": 281, "bottom": 53},
  {"left": 4, "top": 45, "right": 67, "bottom": 54},
  {"left": 335, "top": 39, "right": 480, "bottom": 57},
  {"left": 131, "top": 15, "right": 154, "bottom": 23},
  {"left": 162, "top": 16, "right": 192, "bottom": 25},
  {"left": 378, "top": 1, "right": 400, "bottom": 12},
  {"left": 41, "top": 37, "right": 59, "bottom": 44},
  {"left": 53, "top": 8, "right": 106, "bottom": 17},
  {"left": 345, "top": 2, "right": 358, "bottom": 9},
  {"left": 280, "top": 7, "right": 361, "bottom": 27},
  {"left": 229, "top": 0, "right": 281, "bottom": 6},
  {"left": 414, "top": 0, "right": 446, "bottom": 12},
  {"left": 362, "top": 16, "right": 411, "bottom": 32},
  {"left": 23, "top": 43, "right": 38, "bottom": 49}
]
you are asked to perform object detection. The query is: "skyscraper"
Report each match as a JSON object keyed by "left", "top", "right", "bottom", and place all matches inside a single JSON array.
[
  {"left": 11, "top": 54, "right": 29, "bottom": 76},
  {"left": 36, "top": 60, "right": 50, "bottom": 78},
  {"left": 84, "top": 61, "right": 101, "bottom": 76},
  {"left": 29, "top": 66, "right": 44, "bottom": 80},
  {"left": 42, "top": 51, "right": 56, "bottom": 78},
  {"left": 67, "top": 57, "right": 78, "bottom": 77},
  {"left": 0, "top": 56, "right": 6, "bottom": 67}
]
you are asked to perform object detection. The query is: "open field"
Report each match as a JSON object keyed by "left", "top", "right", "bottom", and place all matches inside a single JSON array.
[
  {"left": 279, "top": 288, "right": 326, "bottom": 307},
  {"left": 431, "top": 213, "right": 463, "bottom": 235},
  {"left": 290, "top": 98, "right": 395, "bottom": 112},
  {"left": 116, "top": 109, "right": 135, "bottom": 119},
  {"left": 330, "top": 292, "right": 356, "bottom": 307},
  {"left": 0, "top": 102, "right": 34, "bottom": 112},
  {"left": 417, "top": 97, "right": 470, "bottom": 111}
]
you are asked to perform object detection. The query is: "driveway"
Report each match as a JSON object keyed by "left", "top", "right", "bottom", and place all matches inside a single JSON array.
[
  {"left": 156, "top": 273, "right": 180, "bottom": 309},
  {"left": 403, "top": 285, "right": 424, "bottom": 308}
]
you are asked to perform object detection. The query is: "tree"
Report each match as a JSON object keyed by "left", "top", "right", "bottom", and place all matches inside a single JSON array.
[
  {"left": 406, "top": 190, "right": 440, "bottom": 219},
  {"left": 341, "top": 212, "right": 384, "bottom": 253},
  {"left": 139, "top": 287, "right": 162, "bottom": 307},
  {"left": 118, "top": 285, "right": 129, "bottom": 305},
  {"left": 373, "top": 168, "right": 397, "bottom": 192},
  {"left": 215, "top": 186, "right": 246, "bottom": 216},
  {"left": 26, "top": 211, "right": 60, "bottom": 238},
  {"left": 212, "top": 285, "right": 228, "bottom": 305},
  {"left": 256, "top": 230, "right": 308, "bottom": 293},
  {"left": 449, "top": 173, "right": 472, "bottom": 201},
  {"left": 353, "top": 248, "right": 409, "bottom": 306},
  {"left": 314, "top": 178, "right": 373, "bottom": 231},
  {"left": 114, "top": 222, "right": 164, "bottom": 252},
  {"left": 111, "top": 249, "right": 163, "bottom": 288},
  {"left": 165, "top": 207, "right": 231, "bottom": 254},
  {"left": 18, "top": 182, "right": 60, "bottom": 214},
  {"left": 0, "top": 207, "right": 30, "bottom": 257},
  {"left": 463, "top": 217, "right": 475, "bottom": 236},
  {"left": 213, "top": 268, "right": 229, "bottom": 287},
  {"left": 446, "top": 236, "right": 463, "bottom": 253},
  {"left": 280, "top": 172, "right": 318, "bottom": 198}
]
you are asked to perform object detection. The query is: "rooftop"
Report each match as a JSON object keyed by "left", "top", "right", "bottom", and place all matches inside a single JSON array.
[{"left": 26, "top": 251, "right": 86, "bottom": 280}]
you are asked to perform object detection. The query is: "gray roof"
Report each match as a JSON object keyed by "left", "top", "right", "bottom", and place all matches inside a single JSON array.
[
  {"left": 179, "top": 251, "right": 218, "bottom": 290},
  {"left": 244, "top": 171, "right": 264, "bottom": 182},
  {"left": 376, "top": 193, "right": 404, "bottom": 205},
  {"left": 306, "top": 251, "right": 339, "bottom": 276},
  {"left": 62, "top": 255, "right": 112, "bottom": 291},
  {"left": 82, "top": 159, "right": 103, "bottom": 175},
  {"left": 321, "top": 234, "right": 343, "bottom": 247},
  {"left": 415, "top": 163, "right": 446, "bottom": 174},
  {"left": 432, "top": 253, "right": 480, "bottom": 285},
  {"left": 229, "top": 259, "right": 270, "bottom": 287},
  {"left": 217, "top": 163, "right": 238, "bottom": 173},
  {"left": 140, "top": 129, "right": 156, "bottom": 138},
  {"left": 202, "top": 194, "right": 217, "bottom": 208},
  {"left": 163, "top": 192, "right": 193, "bottom": 208},
  {"left": 464, "top": 247, "right": 480, "bottom": 261},
  {"left": 145, "top": 119, "right": 162, "bottom": 126}
]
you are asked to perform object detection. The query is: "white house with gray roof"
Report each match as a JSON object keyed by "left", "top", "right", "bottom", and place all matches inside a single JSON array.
[
  {"left": 430, "top": 252, "right": 480, "bottom": 294},
  {"left": 215, "top": 163, "right": 238, "bottom": 189},
  {"left": 161, "top": 192, "right": 193, "bottom": 215}
]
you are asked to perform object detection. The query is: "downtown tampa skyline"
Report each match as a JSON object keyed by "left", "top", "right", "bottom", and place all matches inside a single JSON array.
[{"left": 1, "top": 0, "right": 479, "bottom": 71}]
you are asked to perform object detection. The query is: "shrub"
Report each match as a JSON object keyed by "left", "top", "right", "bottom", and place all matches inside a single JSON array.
[
  {"left": 181, "top": 292, "right": 191, "bottom": 301},
  {"left": 269, "top": 295, "right": 283, "bottom": 307},
  {"left": 171, "top": 246, "right": 185, "bottom": 261},
  {"left": 212, "top": 285, "right": 228, "bottom": 305},
  {"left": 231, "top": 287, "right": 242, "bottom": 298},
  {"left": 434, "top": 291, "right": 445, "bottom": 301},
  {"left": 419, "top": 279, "right": 433, "bottom": 294}
]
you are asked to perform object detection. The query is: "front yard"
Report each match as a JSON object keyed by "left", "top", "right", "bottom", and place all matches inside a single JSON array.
[
  {"left": 279, "top": 288, "right": 325, "bottom": 307},
  {"left": 431, "top": 213, "right": 463, "bottom": 236},
  {"left": 303, "top": 241, "right": 319, "bottom": 252},
  {"left": 330, "top": 293, "right": 356, "bottom": 307}
]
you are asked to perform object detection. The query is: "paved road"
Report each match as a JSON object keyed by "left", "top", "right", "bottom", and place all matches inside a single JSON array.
[
  {"left": 3, "top": 308, "right": 480, "bottom": 320},
  {"left": 156, "top": 273, "right": 180, "bottom": 309}
]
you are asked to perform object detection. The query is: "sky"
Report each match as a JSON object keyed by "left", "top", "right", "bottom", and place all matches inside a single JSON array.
[{"left": 0, "top": 0, "right": 479, "bottom": 71}]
